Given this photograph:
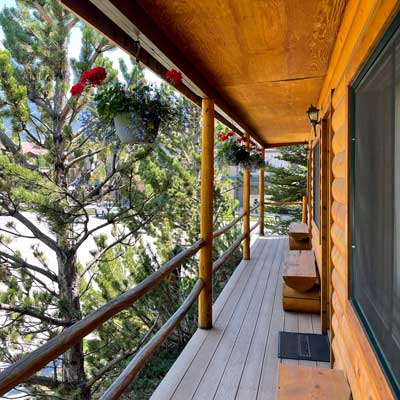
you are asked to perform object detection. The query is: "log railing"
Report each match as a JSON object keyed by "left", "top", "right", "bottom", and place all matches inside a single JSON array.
[
  {"left": 0, "top": 97, "right": 263, "bottom": 398},
  {"left": 213, "top": 211, "right": 245, "bottom": 239},
  {"left": 264, "top": 197, "right": 308, "bottom": 224},
  {"left": 264, "top": 201, "right": 302, "bottom": 206},
  {"left": 0, "top": 207, "right": 258, "bottom": 398},
  {"left": 100, "top": 279, "right": 204, "bottom": 400}
]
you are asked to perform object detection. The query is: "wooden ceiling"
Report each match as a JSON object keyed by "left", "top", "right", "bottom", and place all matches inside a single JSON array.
[{"left": 62, "top": 0, "right": 346, "bottom": 146}]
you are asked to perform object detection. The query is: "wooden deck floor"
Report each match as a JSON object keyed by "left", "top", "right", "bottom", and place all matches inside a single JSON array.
[{"left": 151, "top": 237, "right": 329, "bottom": 400}]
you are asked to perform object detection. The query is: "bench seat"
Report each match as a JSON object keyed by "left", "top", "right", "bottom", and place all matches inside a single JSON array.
[
  {"left": 283, "top": 250, "right": 318, "bottom": 292},
  {"left": 277, "top": 364, "right": 351, "bottom": 400},
  {"left": 288, "top": 222, "right": 311, "bottom": 250}
]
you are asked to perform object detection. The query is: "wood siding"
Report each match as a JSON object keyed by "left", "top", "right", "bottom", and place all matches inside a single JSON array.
[{"left": 311, "top": 1, "right": 400, "bottom": 398}]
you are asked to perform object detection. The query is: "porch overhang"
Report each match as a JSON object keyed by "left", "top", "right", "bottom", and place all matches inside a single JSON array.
[{"left": 61, "top": 0, "right": 345, "bottom": 147}]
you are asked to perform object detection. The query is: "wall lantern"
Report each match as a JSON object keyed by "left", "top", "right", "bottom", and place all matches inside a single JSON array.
[{"left": 306, "top": 104, "right": 320, "bottom": 137}]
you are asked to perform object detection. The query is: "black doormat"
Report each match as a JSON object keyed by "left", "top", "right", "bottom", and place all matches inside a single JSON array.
[{"left": 278, "top": 331, "right": 330, "bottom": 362}]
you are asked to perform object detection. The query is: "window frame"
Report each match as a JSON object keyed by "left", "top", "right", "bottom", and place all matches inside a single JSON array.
[{"left": 349, "top": 12, "right": 400, "bottom": 397}]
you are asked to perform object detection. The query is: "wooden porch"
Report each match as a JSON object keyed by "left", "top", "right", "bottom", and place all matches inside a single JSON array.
[{"left": 151, "top": 236, "right": 329, "bottom": 400}]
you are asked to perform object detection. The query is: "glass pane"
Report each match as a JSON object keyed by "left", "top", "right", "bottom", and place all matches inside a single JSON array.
[{"left": 352, "top": 29, "right": 400, "bottom": 390}]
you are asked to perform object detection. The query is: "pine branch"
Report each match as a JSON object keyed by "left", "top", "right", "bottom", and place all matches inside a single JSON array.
[
  {"left": 85, "top": 314, "right": 160, "bottom": 388},
  {"left": 79, "top": 231, "right": 138, "bottom": 277},
  {"left": 2, "top": 208, "right": 61, "bottom": 255},
  {"left": 0, "top": 128, "right": 40, "bottom": 173},
  {"left": 26, "top": 92, "right": 54, "bottom": 117},
  {"left": 0, "top": 304, "right": 73, "bottom": 326},
  {"left": 0, "top": 250, "right": 58, "bottom": 282},
  {"left": 0, "top": 227, "right": 36, "bottom": 239},
  {"left": 31, "top": 1, "right": 55, "bottom": 26},
  {"left": 65, "top": 147, "right": 105, "bottom": 169}
]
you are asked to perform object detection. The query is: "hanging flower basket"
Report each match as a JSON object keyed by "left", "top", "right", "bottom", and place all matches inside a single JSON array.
[
  {"left": 216, "top": 132, "right": 265, "bottom": 170},
  {"left": 113, "top": 112, "right": 160, "bottom": 144},
  {"left": 70, "top": 65, "right": 179, "bottom": 145},
  {"left": 95, "top": 82, "right": 176, "bottom": 145}
]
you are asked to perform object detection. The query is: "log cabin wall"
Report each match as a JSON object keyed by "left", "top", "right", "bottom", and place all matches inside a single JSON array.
[{"left": 311, "top": 0, "right": 400, "bottom": 398}]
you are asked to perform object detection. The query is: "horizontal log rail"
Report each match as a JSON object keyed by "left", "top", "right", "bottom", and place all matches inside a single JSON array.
[
  {"left": 0, "top": 210, "right": 263, "bottom": 397},
  {"left": 0, "top": 239, "right": 205, "bottom": 396},
  {"left": 250, "top": 204, "right": 260, "bottom": 212},
  {"left": 264, "top": 201, "right": 302, "bottom": 206},
  {"left": 213, "top": 218, "right": 260, "bottom": 274},
  {"left": 99, "top": 279, "right": 204, "bottom": 400},
  {"left": 213, "top": 232, "right": 247, "bottom": 274},
  {"left": 213, "top": 212, "right": 245, "bottom": 239},
  {"left": 250, "top": 219, "right": 261, "bottom": 233}
]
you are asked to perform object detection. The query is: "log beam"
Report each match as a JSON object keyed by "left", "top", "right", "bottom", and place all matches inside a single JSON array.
[
  {"left": 302, "top": 195, "right": 308, "bottom": 224},
  {"left": 198, "top": 98, "right": 214, "bottom": 329},
  {"left": 259, "top": 147, "right": 265, "bottom": 236},
  {"left": 243, "top": 132, "right": 251, "bottom": 260}
]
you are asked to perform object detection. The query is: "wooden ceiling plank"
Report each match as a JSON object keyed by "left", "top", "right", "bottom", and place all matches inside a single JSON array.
[{"left": 61, "top": 0, "right": 345, "bottom": 145}]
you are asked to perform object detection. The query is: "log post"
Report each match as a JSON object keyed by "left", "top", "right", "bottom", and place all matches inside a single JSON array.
[
  {"left": 198, "top": 98, "right": 214, "bottom": 329},
  {"left": 243, "top": 132, "right": 251, "bottom": 260},
  {"left": 259, "top": 147, "right": 265, "bottom": 236},
  {"left": 302, "top": 195, "right": 307, "bottom": 224}
]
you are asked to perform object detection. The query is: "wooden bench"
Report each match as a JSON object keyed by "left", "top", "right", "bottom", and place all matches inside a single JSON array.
[
  {"left": 283, "top": 250, "right": 318, "bottom": 292},
  {"left": 282, "top": 250, "right": 320, "bottom": 313},
  {"left": 288, "top": 222, "right": 311, "bottom": 250},
  {"left": 282, "top": 283, "right": 320, "bottom": 314},
  {"left": 277, "top": 364, "right": 351, "bottom": 400}
]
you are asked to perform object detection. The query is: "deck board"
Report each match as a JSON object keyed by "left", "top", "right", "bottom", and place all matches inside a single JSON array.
[{"left": 150, "top": 237, "right": 330, "bottom": 400}]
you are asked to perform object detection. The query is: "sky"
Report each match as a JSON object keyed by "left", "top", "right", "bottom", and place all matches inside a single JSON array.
[{"left": 0, "top": 0, "right": 161, "bottom": 84}]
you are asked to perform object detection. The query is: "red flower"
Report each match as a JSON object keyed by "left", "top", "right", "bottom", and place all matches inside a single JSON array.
[
  {"left": 217, "top": 133, "right": 229, "bottom": 141},
  {"left": 81, "top": 67, "right": 107, "bottom": 86},
  {"left": 227, "top": 131, "right": 234, "bottom": 137},
  {"left": 236, "top": 136, "right": 248, "bottom": 144},
  {"left": 70, "top": 82, "right": 85, "bottom": 96},
  {"left": 165, "top": 69, "right": 183, "bottom": 85}
]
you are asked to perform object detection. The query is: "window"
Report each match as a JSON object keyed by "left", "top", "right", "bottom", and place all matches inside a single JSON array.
[
  {"left": 350, "top": 14, "right": 400, "bottom": 396},
  {"left": 312, "top": 142, "right": 320, "bottom": 229}
]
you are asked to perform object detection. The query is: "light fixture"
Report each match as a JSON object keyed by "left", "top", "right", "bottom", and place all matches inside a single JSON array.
[{"left": 306, "top": 104, "right": 320, "bottom": 137}]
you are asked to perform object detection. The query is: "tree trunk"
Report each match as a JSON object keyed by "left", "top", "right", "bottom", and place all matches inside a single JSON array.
[{"left": 58, "top": 252, "right": 90, "bottom": 399}]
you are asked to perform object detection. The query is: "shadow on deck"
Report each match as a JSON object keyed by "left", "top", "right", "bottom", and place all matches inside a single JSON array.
[{"left": 151, "top": 237, "right": 329, "bottom": 400}]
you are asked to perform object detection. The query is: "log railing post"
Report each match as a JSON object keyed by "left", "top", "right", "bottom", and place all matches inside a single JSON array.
[
  {"left": 259, "top": 147, "right": 265, "bottom": 236},
  {"left": 243, "top": 132, "right": 251, "bottom": 260},
  {"left": 198, "top": 98, "right": 214, "bottom": 329},
  {"left": 302, "top": 195, "right": 307, "bottom": 224}
]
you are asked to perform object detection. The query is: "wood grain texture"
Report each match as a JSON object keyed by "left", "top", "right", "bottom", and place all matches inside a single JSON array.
[
  {"left": 331, "top": 202, "right": 346, "bottom": 230},
  {"left": 282, "top": 284, "right": 320, "bottom": 314},
  {"left": 198, "top": 99, "right": 214, "bottom": 329},
  {"left": 132, "top": 0, "right": 345, "bottom": 144},
  {"left": 331, "top": 178, "right": 346, "bottom": 204},
  {"left": 331, "top": 223, "right": 346, "bottom": 256},
  {"left": 277, "top": 364, "right": 351, "bottom": 400},
  {"left": 152, "top": 237, "right": 329, "bottom": 400},
  {"left": 282, "top": 250, "right": 318, "bottom": 292},
  {"left": 243, "top": 132, "right": 251, "bottom": 259},
  {"left": 288, "top": 222, "right": 310, "bottom": 241},
  {"left": 288, "top": 236, "right": 312, "bottom": 251},
  {"left": 332, "top": 150, "right": 346, "bottom": 178},
  {"left": 316, "top": 0, "right": 399, "bottom": 398}
]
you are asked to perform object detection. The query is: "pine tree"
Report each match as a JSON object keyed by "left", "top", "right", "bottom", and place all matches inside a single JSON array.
[
  {"left": 0, "top": 2, "right": 240, "bottom": 398},
  {"left": 265, "top": 145, "right": 307, "bottom": 234}
]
